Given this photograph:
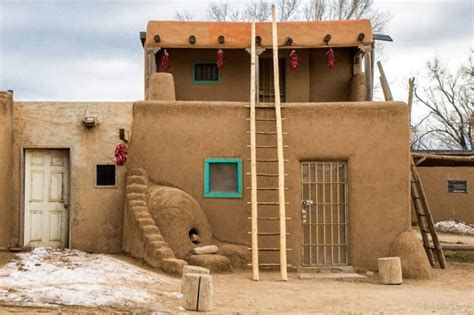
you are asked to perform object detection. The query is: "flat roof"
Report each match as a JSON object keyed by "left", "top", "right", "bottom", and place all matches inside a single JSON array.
[{"left": 145, "top": 20, "right": 372, "bottom": 49}]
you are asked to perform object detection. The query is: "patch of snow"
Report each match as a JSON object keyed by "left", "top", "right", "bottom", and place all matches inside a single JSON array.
[
  {"left": 435, "top": 220, "right": 474, "bottom": 235},
  {"left": 0, "top": 247, "right": 181, "bottom": 310}
]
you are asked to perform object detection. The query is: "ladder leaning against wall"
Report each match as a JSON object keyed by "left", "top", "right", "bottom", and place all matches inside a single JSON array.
[{"left": 247, "top": 5, "right": 289, "bottom": 282}]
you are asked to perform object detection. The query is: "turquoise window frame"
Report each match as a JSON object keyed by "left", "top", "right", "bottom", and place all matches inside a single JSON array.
[
  {"left": 204, "top": 158, "right": 242, "bottom": 198},
  {"left": 192, "top": 61, "right": 222, "bottom": 84}
]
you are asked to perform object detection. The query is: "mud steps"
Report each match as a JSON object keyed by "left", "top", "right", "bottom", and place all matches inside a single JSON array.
[{"left": 123, "top": 167, "right": 187, "bottom": 276}]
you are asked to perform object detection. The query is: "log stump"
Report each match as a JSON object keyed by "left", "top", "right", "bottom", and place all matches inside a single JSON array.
[
  {"left": 182, "top": 273, "right": 213, "bottom": 312},
  {"left": 378, "top": 257, "right": 403, "bottom": 285}
]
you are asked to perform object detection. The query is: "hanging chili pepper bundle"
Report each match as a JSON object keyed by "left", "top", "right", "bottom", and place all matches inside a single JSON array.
[
  {"left": 326, "top": 48, "right": 335, "bottom": 69},
  {"left": 217, "top": 49, "right": 224, "bottom": 71},
  {"left": 114, "top": 143, "right": 128, "bottom": 167},
  {"left": 289, "top": 50, "right": 298, "bottom": 71},
  {"left": 161, "top": 49, "right": 170, "bottom": 72}
]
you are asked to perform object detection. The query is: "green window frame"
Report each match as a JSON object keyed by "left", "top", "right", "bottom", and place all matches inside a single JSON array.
[
  {"left": 204, "top": 158, "right": 242, "bottom": 198},
  {"left": 192, "top": 61, "right": 222, "bottom": 84}
]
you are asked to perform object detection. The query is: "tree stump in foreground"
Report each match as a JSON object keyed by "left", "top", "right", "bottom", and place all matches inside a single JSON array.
[
  {"left": 182, "top": 273, "right": 213, "bottom": 311},
  {"left": 378, "top": 257, "right": 403, "bottom": 285}
]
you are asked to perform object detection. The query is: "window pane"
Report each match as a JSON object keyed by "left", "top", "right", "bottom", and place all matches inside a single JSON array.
[
  {"left": 96, "top": 165, "right": 116, "bottom": 186},
  {"left": 448, "top": 180, "right": 467, "bottom": 193},
  {"left": 209, "top": 163, "right": 238, "bottom": 193}
]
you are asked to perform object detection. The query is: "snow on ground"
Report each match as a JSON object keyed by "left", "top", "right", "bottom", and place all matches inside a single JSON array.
[
  {"left": 435, "top": 220, "right": 474, "bottom": 235},
  {"left": 0, "top": 248, "right": 181, "bottom": 310}
]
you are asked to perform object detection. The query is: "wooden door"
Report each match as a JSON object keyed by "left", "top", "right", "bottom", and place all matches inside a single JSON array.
[
  {"left": 259, "top": 58, "right": 286, "bottom": 103},
  {"left": 24, "top": 149, "right": 69, "bottom": 248}
]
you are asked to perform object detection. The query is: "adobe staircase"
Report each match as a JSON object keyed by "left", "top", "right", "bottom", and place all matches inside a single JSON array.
[
  {"left": 123, "top": 168, "right": 187, "bottom": 275},
  {"left": 247, "top": 15, "right": 289, "bottom": 281}
]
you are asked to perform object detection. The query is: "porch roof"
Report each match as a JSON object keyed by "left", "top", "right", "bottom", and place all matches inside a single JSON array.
[{"left": 145, "top": 20, "right": 372, "bottom": 49}]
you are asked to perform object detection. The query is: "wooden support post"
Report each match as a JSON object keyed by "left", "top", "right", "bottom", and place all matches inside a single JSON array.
[
  {"left": 364, "top": 50, "right": 372, "bottom": 101},
  {"left": 249, "top": 21, "right": 259, "bottom": 281},
  {"left": 408, "top": 77, "right": 415, "bottom": 125},
  {"left": 378, "top": 257, "right": 403, "bottom": 284},
  {"left": 377, "top": 61, "right": 393, "bottom": 101},
  {"left": 144, "top": 48, "right": 160, "bottom": 99},
  {"left": 271, "top": 4, "right": 288, "bottom": 282}
]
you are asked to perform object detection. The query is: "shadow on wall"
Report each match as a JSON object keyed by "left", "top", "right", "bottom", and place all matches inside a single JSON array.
[{"left": 147, "top": 183, "right": 250, "bottom": 272}]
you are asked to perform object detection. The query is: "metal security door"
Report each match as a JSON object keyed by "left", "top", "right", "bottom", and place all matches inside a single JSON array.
[
  {"left": 301, "top": 162, "right": 348, "bottom": 266},
  {"left": 24, "top": 149, "right": 69, "bottom": 248}
]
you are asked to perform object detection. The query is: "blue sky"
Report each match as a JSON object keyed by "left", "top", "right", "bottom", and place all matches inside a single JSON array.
[{"left": 0, "top": 0, "right": 472, "bottom": 120}]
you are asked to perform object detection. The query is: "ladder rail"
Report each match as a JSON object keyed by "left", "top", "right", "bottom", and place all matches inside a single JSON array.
[
  {"left": 271, "top": 5, "right": 288, "bottom": 281},
  {"left": 249, "top": 21, "right": 259, "bottom": 281}
]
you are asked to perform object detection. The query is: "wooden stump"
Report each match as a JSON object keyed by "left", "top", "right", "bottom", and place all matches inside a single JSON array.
[
  {"left": 182, "top": 273, "right": 213, "bottom": 312},
  {"left": 378, "top": 257, "right": 403, "bottom": 285},
  {"left": 183, "top": 265, "right": 210, "bottom": 275}
]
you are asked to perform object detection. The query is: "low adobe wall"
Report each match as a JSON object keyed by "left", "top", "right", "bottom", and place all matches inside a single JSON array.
[
  {"left": 415, "top": 167, "right": 474, "bottom": 224},
  {"left": 0, "top": 92, "right": 13, "bottom": 248},
  {"left": 128, "top": 101, "right": 410, "bottom": 270},
  {"left": 10, "top": 102, "right": 133, "bottom": 252}
]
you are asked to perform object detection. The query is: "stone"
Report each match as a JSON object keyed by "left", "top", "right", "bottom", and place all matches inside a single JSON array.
[{"left": 191, "top": 245, "right": 218, "bottom": 255}]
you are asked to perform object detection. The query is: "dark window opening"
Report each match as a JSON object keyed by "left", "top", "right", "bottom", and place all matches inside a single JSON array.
[
  {"left": 96, "top": 165, "right": 116, "bottom": 186},
  {"left": 448, "top": 180, "right": 467, "bottom": 193},
  {"left": 194, "top": 63, "right": 219, "bottom": 81},
  {"left": 209, "top": 163, "right": 238, "bottom": 193}
]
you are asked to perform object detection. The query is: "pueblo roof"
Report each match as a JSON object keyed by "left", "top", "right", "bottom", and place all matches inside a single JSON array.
[{"left": 145, "top": 20, "right": 372, "bottom": 49}]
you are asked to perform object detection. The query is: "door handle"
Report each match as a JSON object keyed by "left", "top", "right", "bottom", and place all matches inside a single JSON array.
[{"left": 64, "top": 203, "right": 70, "bottom": 209}]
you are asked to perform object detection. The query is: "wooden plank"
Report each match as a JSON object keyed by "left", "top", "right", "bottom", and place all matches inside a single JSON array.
[
  {"left": 407, "top": 77, "right": 415, "bottom": 126},
  {"left": 271, "top": 4, "right": 288, "bottom": 282},
  {"left": 364, "top": 50, "right": 373, "bottom": 101},
  {"left": 249, "top": 21, "right": 259, "bottom": 282},
  {"left": 377, "top": 61, "right": 393, "bottom": 101}
]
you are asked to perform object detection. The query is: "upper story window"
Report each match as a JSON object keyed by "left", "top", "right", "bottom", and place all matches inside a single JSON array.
[
  {"left": 193, "top": 62, "right": 221, "bottom": 83},
  {"left": 96, "top": 164, "right": 116, "bottom": 187},
  {"left": 448, "top": 180, "right": 467, "bottom": 193}
]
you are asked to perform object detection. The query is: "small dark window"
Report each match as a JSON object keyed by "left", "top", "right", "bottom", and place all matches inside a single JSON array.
[
  {"left": 96, "top": 165, "right": 116, "bottom": 186},
  {"left": 194, "top": 63, "right": 219, "bottom": 82},
  {"left": 448, "top": 180, "right": 467, "bottom": 193}
]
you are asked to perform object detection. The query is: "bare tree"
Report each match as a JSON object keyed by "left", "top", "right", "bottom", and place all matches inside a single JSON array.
[
  {"left": 277, "top": 0, "right": 301, "bottom": 21},
  {"left": 302, "top": 0, "right": 389, "bottom": 32},
  {"left": 175, "top": 10, "right": 193, "bottom": 21},
  {"left": 241, "top": 0, "right": 272, "bottom": 21},
  {"left": 206, "top": 1, "right": 240, "bottom": 21},
  {"left": 413, "top": 55, "right": 473, "bottom": 150}
]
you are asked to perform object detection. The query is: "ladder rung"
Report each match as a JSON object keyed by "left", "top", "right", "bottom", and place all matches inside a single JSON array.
[
  {"left": 246, "top": 173, "right": 288, "bottom": 177},
  {"left": 247, "top": 159, "right": 289, "bottom": 162},
  {"left": 247, "top": 202, "right": 290, "bottom": 205},
  {"left": 247, "top": 232, "right": 290, "bottom": 236},
  {"left": 246, "top": 118, "right": 287, "bottom": 121},
  {"left": 247, "top": 145, "right": 288, "bottom": 148},
  {"left": 247, "top": 263, "right": 293, "bottom": 267},
  {"left": 248, "top": 217, "right": 292, "bottom": 220},
  {"left": 248, "top": 248, "right": 292, "bottom": 251},
  {"left": 246, "top": 187, "right": 289, "bottom": 190},
  {"left": 246, "top": 105, "right": 287, "bottom": 108},
  {"left": 246, "top": 131, "right": 288, "bottom": 135}
]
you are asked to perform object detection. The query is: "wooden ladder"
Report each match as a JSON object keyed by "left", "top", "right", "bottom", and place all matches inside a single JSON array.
[
  {"left": 248, "top": 7, "right": 289, "bottom": 281},
  {"left": 410, "top": 156, "right": 447, "bottom": 269}
]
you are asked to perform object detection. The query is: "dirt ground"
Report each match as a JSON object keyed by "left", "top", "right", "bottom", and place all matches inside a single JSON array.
[{"left": 0, "top": 232, "right": 473, "bottom": 314}]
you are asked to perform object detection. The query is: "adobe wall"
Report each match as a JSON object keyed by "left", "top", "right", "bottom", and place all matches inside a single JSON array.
[
  {"left": 157, "top": 48, "right": 353, "bottom": 103},
  {"left": 0, "top": 92, "right": 13, "bottom": 248},
  {"left": 128, "top": 101, "right": 410, "bottom": 270},
  {"left": 415, "top": 167, "right": 474, "bottom": 224},
  {"left": 10, "top": 102, "right": 133, "bottom": 252}
]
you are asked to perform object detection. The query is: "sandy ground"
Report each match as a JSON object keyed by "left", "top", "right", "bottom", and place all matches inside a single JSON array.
[{"left": 0, "top": 232, "right": 472, "bottom": 314}]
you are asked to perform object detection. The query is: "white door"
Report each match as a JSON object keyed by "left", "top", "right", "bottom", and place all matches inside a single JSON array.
[{"left": 24, "top": 149, "right": 69, "bottom": 248}]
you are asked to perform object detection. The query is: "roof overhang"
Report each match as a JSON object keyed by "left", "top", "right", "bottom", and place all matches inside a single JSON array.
[{"left": 145, "top": 20, "right": 373, "bottom": 49}]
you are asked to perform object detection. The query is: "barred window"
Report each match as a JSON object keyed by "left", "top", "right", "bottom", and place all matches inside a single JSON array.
[{"left": 194, "top": 63, "right": 220, "bottom": 82}]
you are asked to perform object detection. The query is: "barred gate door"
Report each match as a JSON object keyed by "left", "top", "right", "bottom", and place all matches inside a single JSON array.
[{"left": 301, "top": 162, "right": 348, "bottom": 266}]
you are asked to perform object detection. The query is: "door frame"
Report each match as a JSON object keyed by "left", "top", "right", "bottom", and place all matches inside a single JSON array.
[
  {"left": 20, "top": 146, "right": 72, "bottom": 248},
  {"left": 300, "top": 160, "right": 350, "bottom": 267}
]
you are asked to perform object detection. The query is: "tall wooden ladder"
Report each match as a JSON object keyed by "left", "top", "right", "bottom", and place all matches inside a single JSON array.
[
  {"left": 248, "top": 7, "right": 289, "bottom": 281},
  {"left": 410, "top": 156, "right": 447, "bottom": 269}
]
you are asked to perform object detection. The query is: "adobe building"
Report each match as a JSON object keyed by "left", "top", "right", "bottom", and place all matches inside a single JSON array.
[
  {"left": 412, "top": 151, "right": 474, "bottom": 224},
  {"left": 0, "top": 19, "right": 423, "bottom": 276}
]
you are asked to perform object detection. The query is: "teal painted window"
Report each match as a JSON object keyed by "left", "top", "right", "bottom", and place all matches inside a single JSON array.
[
  {"left": 204, "top": 158, "right": 242, "bottom": 198},
  {"left": 193, "top": 62, "right": 221, "bottom": 84}
]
